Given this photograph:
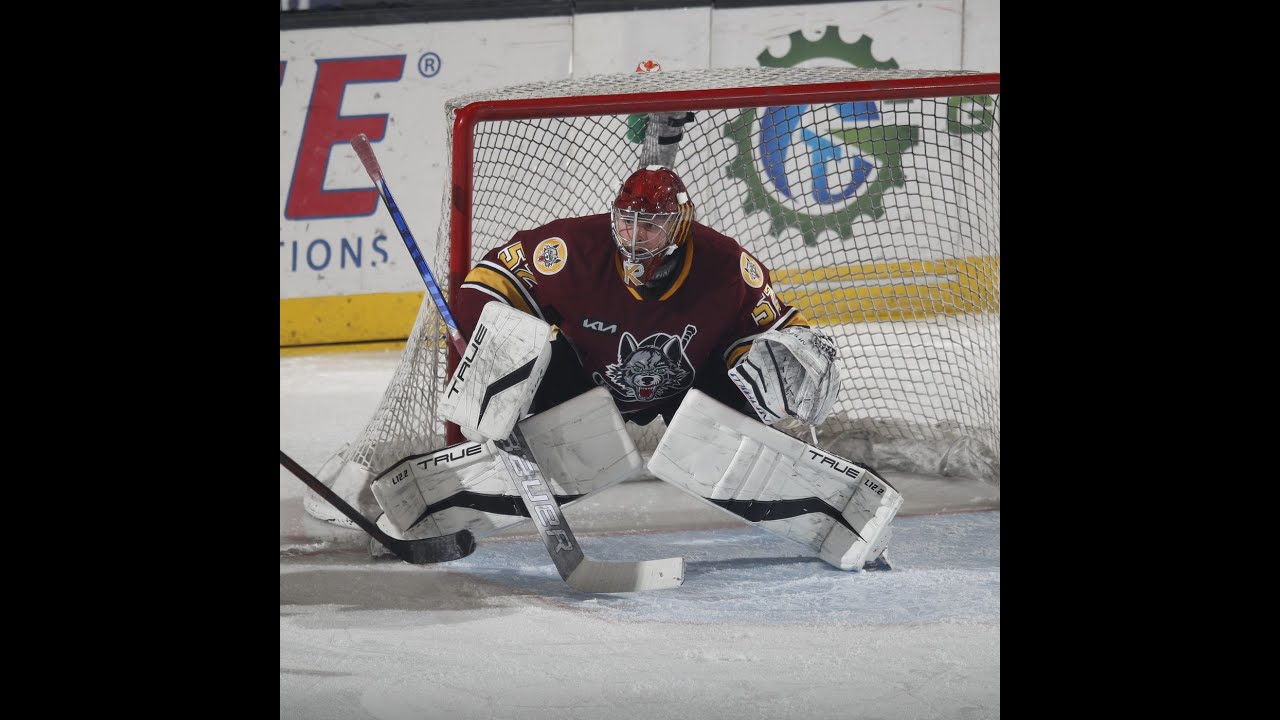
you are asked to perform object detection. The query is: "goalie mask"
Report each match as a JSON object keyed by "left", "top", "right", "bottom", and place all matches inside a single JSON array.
[{"left": 611, "top": 165, "right": 694, "bottom": 283}]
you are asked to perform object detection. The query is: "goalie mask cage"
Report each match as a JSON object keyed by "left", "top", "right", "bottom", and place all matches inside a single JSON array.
[{"left": 340, "top": 66, "right": 1000, "bottom": 486}]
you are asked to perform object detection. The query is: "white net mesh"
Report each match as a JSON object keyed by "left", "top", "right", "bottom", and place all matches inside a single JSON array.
[{"left": 342, "top": 66, "right": 999, "bottom": 484}]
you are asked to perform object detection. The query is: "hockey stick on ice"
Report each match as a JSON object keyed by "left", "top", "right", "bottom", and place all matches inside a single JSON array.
[
  {"left": 280, "top": 450, "right": 476, "bottom": 563},
  {"left": 352, "top": 133, "right": 684, "bottom": 592}
]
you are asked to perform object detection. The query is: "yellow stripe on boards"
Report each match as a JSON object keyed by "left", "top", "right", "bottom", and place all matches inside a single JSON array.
[
  {"left": 771, "top": 256, "right": 999, "bottom": 285},
  {"left": 773, "top": 256, "right": 999, "bottom": 325},
  {"left": 280, "top": 340, "right": 407, "bottom": 357},
  {"left": 280, "top": 291, "right": 425, "bottom": 347},
  {"left": 277, "top": 256, "right": 999, "bottom": 351}
]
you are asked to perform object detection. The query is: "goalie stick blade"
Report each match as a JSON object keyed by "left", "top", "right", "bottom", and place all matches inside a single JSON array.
[
  {"left": 280, "top": 450, "right": 477, "bottom": 564},
  {"left": 862, "top": 552, "right": 892, "bottom": 572},
  {"left": 566, "top": 557, "right": 686, "bottom": 593},
  {"left": 386, "top": 532, "right": 477, "bottom": 565}
]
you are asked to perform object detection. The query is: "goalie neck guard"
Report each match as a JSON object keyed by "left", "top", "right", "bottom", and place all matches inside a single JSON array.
[{"left": 611, "top": 165, "right": 694, "bottom": 284}]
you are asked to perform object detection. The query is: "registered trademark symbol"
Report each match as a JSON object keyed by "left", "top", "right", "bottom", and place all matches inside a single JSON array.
[{"left": 418, "top": 53, "right": 441, "bottom": 78}]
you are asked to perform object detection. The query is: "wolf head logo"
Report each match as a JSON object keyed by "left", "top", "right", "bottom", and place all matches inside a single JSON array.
[
  {"left": 594, "top": 326, "right": 697, "bottom": 403},
  {"left": 537, "top": 244, "right": 560, "bottom": 266}
]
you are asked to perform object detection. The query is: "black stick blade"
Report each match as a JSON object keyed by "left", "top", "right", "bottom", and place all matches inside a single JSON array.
[
  {"left": 280, "top": 450, "right": 477, "bottom": 564},
  {"left": 390, "top": 531, "right": 477, "bottom": 564}
]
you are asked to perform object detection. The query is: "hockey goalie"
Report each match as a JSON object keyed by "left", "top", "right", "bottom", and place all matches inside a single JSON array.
[{"left": 310, "top": 164, "right": 903, "bottom": 572}]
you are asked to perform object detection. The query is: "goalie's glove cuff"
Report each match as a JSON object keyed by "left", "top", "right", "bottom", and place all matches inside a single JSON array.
[{"left": 727, "top": 326, "right": 842, "bottom": 426}]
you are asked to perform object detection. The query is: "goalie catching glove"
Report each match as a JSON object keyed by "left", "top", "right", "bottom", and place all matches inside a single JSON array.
[{"left": 728, "top": 326, "right": 842, "bottom": 426}]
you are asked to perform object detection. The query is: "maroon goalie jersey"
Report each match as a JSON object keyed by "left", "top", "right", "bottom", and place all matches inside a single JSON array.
[{"left": 453, "top": 214, "right": 811, "bottom": 426}]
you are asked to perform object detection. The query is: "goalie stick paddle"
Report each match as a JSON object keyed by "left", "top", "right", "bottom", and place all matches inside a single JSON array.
[
  {"left": 499, "top": 427, "right": 684, "bottom": 593},
  {"left": 351, "top": 133, "right": 684, "bottom": 592},
  {"left": 280, "top": 450, "right": 477, "bottom": 564}
]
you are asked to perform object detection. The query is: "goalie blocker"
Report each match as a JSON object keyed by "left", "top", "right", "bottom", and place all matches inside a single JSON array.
[
  {"left": 647, "top": 389, "right": 903, "bottom": 570},
  {"left": 437, "top": 301, "right": 554, "bottom": 442}
]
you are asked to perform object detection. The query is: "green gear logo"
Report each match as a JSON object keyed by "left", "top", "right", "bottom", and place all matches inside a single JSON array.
[{"left": 726, "top": 27, "right": 919, "bottom": 246}]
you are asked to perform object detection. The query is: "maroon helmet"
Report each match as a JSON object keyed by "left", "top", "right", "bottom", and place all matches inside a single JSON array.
[{"left": 611, "top": 165, "right": 695, "bottom": 284}]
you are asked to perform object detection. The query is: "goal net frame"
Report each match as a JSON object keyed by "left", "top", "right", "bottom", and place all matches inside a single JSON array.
[{"left": 334, "top": 67, "right": 1000, "bottom": 495}]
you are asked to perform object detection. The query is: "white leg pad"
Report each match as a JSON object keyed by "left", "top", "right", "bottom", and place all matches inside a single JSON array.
[
  {"left": 370, "top": 387, "right": 644, "bottom": 541},
  {"left": 369, "top": 439, "right": 527, "bottom": 540},
  {"left": 302, "top": 443, "right": 380, "bottom": 528},
  {"left": 646, "top": 390, "right": 904, "bottom": 570},
  {"left": 518, "top": 386, "right": 645, "bottom": 493}
]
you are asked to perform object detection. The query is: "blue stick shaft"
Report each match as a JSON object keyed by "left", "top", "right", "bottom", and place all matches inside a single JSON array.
[{"left": 351, "top": 134, "right": 468, "bottom": 357}]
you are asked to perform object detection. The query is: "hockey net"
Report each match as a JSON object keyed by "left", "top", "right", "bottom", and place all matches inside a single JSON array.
[{"left": 337, "top": 66, "right": 1000, "bottom": 488}]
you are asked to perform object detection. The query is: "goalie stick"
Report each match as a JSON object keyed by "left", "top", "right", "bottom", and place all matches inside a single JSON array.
[
  {"left": 351, "top": 133, "right": 684, "bottom": 593},
  {"left": 279, "top": 450, "right": 476, "bottom": 564}
]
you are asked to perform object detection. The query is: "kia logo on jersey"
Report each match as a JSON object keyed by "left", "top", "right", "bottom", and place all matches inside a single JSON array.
[{"left": 582, "top": 318, "right": 619, "bottom": 334}]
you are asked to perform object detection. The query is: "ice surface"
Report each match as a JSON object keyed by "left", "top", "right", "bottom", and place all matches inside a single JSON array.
[{"left": 281, "top": 350, "right": 1000, "bottom": 720}]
